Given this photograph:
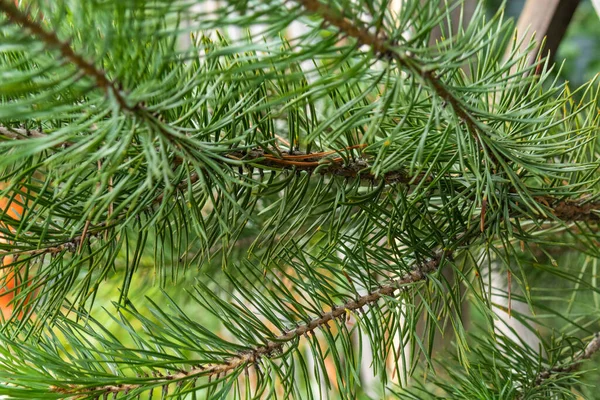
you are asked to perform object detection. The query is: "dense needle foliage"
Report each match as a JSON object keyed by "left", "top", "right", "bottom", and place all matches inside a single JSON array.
[{"left": 0, "top": 0, "right": 599, "bottom": 398}]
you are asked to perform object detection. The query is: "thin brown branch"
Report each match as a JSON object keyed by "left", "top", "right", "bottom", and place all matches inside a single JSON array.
[
  {"left": 295, "top": 0, "right": 500, "bottom": 164},
  {"left": 3, "top": 120, "right": 599, "bottom": 224},
  {"left": 533, "top": 332, "right": 600, "bottom": 387},
  {"left": 226, "top": 147, "right": 423, "bottom": 185},
  {"left": 52, "top": 250, "right": 448, "bottom": 397},
  {"left": 0, "top": 1, "right": 137, "bottom": 112},
  {"left": 0, "top": 122, "right": 417, "bottom": 186},
  {"left": 0, "top": 124, "right": 75, "bottom": 149},
  {"left": 7, "top": 224, "right": 108, "bottom": 258}
]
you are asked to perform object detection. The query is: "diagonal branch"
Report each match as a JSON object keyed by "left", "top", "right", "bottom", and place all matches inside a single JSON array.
[
  {"left": 295, "top": 0, "right": 504, "bottom": 163},
  {"left": 51, "top": 250, "right": 448, "bottom": 397},
  {"left": 0, "top": 0, "right": 138, "bottom": 112},
  {"left": 40, "top": 201, "right": 599, "bottom": 398}
]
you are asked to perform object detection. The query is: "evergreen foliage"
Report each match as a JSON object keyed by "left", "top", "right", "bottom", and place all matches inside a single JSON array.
[{"left": 0, "top": 0, "right": 599, "bottom": 398}]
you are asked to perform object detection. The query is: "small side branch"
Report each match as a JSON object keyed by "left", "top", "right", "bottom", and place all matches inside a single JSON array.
[
  {"left": 533, "top": 332, "right": 600, "bottom": 387},
  {"left": 6, "top": 223, "right": 108, "bottom": 258},
  {"left": 298, "top": 0, "right": 390, "bottom": 55}
]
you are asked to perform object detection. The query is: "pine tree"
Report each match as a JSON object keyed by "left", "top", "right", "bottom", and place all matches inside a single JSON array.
[{"left": 0, "top": 0, "right": 599, "bottom": 398}]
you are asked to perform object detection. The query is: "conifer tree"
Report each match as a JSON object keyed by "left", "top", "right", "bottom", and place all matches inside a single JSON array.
[{"left": 0, "top": 0, "right": 599, "bottom": 398}]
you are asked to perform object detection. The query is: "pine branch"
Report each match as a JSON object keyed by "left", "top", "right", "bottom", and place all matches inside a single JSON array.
[
  {"left": 296, "top": 0, "right": 497, "bottom": 163},
  {"left": 3, "top": 121, "right": 598, "bottom": 226},
  {"left": 530, "top": 332, "right": 600, "bottom": 392},
  {"left": 3, "top": 123, "right": 598, "bottom": 224},
  {"left": 0, "top": 0, "right": 137, "bottom": 112},
  {"left": 2, "top": 150, "right": 598, "bottom": 266},
  {"left": 52, "top": 250, "right": 448, "bottom": 397},
  {"left": 0, "top": 121, "right": 420, "bottom": 185}
]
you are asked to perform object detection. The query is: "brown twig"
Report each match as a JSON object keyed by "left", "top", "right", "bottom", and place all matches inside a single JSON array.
[
  {"left": 226, "top": 147, "right": 421, "bottom": 185},
  {"left": 7, "top": 225, "right": 107, "bottom": 258},
  {"left": 51, "top": 250, "right": 447, "bottom": 397},
  {"left": 269, "top": 144, "right": 367, "bottom": 159}
]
